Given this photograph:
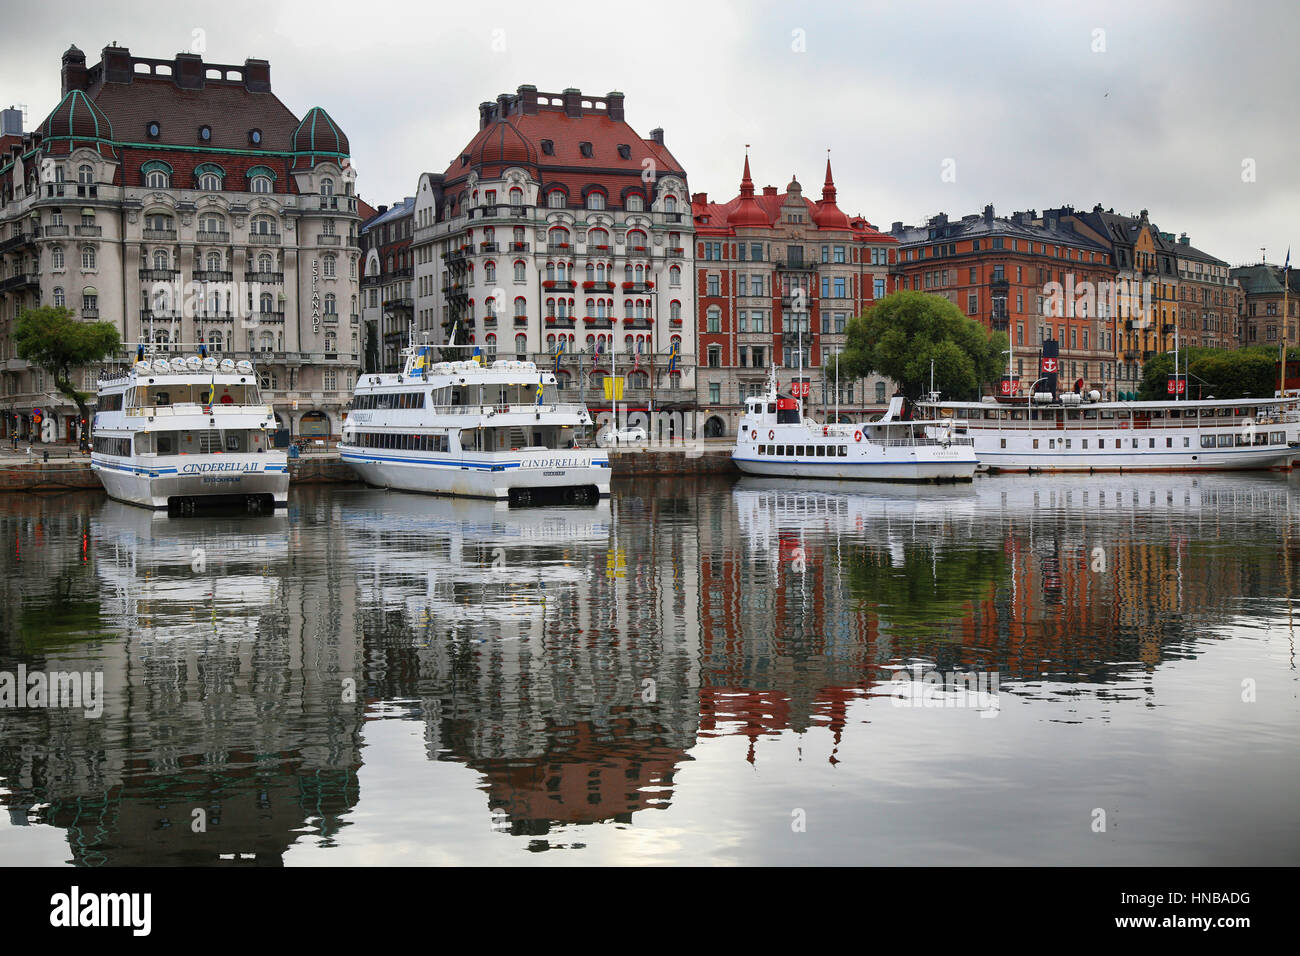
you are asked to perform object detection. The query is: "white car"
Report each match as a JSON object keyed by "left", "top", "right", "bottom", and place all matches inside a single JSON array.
[{"left": 597, "top": 425, "right": 648, "bottom": 447}]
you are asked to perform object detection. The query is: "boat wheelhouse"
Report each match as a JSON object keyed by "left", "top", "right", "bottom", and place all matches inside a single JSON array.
[
  {"left": 731, "top": 373, "right": 978, "bottom": 482},
  {"left": 920, "top": 393, "right": 1300, "bottom": 473},
  {"left": 339, "top": 347, "right": 609, "bottom": 503},
  {"left": 91, "top": 354, "right": 288, "bottom": 511}
]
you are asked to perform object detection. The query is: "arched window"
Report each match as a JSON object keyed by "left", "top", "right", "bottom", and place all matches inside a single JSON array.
[
  {"left": 321, "top": 178, "right": 335, "bottom": 196},
  {"left": 251, "top": 215, "right": 276, "bottom": 235},
  {"left": 53, "top": 287, "right": 65, "bottom": 307},
  {"left": 596, "top": 263, "right": 606, "bottom": 282},
  {"left": 626, "top": 193, "right": 645, "bottom": 212},
  {"left": 324, "top": 330, "right": 337, "bottom": 352},
  {"left": 51, "top": 247, "right": 65, "bottom": 270},
  {"left": 152, "top": 249, "right": 169, "bottom": 271},
  {"left": 586, "top": 191, "right": 605, "bottom": 210},
  {"left": 258, "top": 253, "right": 274, "bottom": 273},
  {"left": 548, "top": 226, "right": 570, "bottom": 247},
  {"left": 514, "top": 296, "right": 527, "bottom": 318},
  {"left": 664, "top": 195, "right": 677, "bottom": 213},
  {"left": 514, "top": 333, "right": 528, "bottom": 357},
  {"left": 485, "top": 260, "right": 496, "bottom": 283},
  {"left": 143, "top": 165, "right": 171, "bottom": 189},
  {"left": 206, "top": 251, "right": 222, "bottom": 272},
  {"left": 670, "top": 265, "right": 681, "bottom": 286},
  {"left": 78, "top": 165, "right": 93, "bottom": 185},
  {"left": 546, "top": 333, "right": 557, "bottom": 351},
  {"left": 670, "top": 300, "right": 681, "bottom": 321},
  {"left": 624, "top": 298, "right": 633, "bottom": 315},
  {"left": 514, "top": 260, "right": 526, "bottom": 282},
  {"left": 196, "top": 164, "right": 224, "bottom": 191},
  {"left": 509, "top": 187, "right": 523, "bottom": 206},
  {"left": 251, "top": 175, "right": 272, "bottom": 194},
  {"left": 589, "top": 227, "right": 609, "bottom": 247},
  {"left": 484, "top": 296, "right": 496, "bottom": 319},
  {"left": 323, "top": 255, "right": 336, "bottom": 278},
  {"left": 81, "top": 246, "right": 96, "bottom": 270},
  {"left": 199, "top": 213, "right": 224, "bottom": 235},
  {"left": 547, "top": 190, "right": 566, "bottom": 209},
  {"left": 485, "top": 333, "right": 498, "bottom": 360},
  {"left": 670, "top": 334, "right": 682, "bottom": 352},
  {"left": 325, "top": 293, "right": 337, "bottom": 314},
  {"left": 627, "top": 230, "right": 648, "bottom": 250},
  {"left": 259, "top": 331, "right": 275, "bottom": 352},
  {"left": 260, "top": 292, "right": 274, "bottom": 313},
  {"left": 208, "top": 330, "right": 223, "bottom": 351}
]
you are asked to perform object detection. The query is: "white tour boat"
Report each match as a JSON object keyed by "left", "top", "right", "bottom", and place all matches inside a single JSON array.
[
  {"left": 339, "top": 346, "right": 610, "bottom": 503},
  {"left": 91, "top": 353, "right": 288, "bottom": 511},
  {"left": 920, "top": 392, "right": 1300, "bottom": 473},
  {"left": 731, "top": 372, "right": 978, "bottom": 482}
]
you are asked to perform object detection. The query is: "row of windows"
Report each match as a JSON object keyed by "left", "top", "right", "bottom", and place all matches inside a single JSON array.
[
  {"left": 351, "top": 432, "right": 450, "bottom": 452},
  {"left": 92, "top": 436, "right": 132, "bottom": 456},
  {"left": 756, "top": 444, "right": 849, "bottom": 458},
  {"left": 351, "top": 391, "right": 426, "bottom": 410},
  {"left": 96, "top": 393, "right": 124, "bottom": 411},
  {"left": 907, "top": 239, "right": 1108, "bottom": 264}
]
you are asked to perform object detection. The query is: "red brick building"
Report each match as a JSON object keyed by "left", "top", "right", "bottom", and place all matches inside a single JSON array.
[{"left": 690, "top": 155, "right": 898, "bottom": 437}]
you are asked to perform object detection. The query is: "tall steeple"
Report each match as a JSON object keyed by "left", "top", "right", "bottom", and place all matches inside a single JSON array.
[
  {"left": 822, "top": 153, "right": 837, "bottom": 204},
  {"left": 731, "top": 147, "right": 767, "bottom": 227},
  {"left": 740, "top": 148, "right": 755, "bottom": 198}
]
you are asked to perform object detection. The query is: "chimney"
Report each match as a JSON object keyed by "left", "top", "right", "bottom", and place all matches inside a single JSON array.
[
  {"left": 762, "top": 185, "right": 777, "bottom": 196},
  {"left": 891, "top": 220, "right": 903, "bottom": 234},
  {"left": 983, "top": 203, "right": 994, "bottom": 225},
  {"left": 1, "top": 108, "right": 23, "bottom": 137},
  {"left": 1044, "top": 209, "right": 1058, "bottom": 229},
  {"left": 243, "top": 58, "right": 270, "bottom": 92},
  {"left": 516, "top": 84, "right": 539, "bottom": 115},
  {"left": 606, "top": 91, "right": 624, "bottom": 121},
  {"left": 61, "top": 45, "right": 89, "bottom": 93},
  {"left": 649, "top": 127, "right": 664, "bottom": 145},
  {"left": 1139, "top": 208, "right": 1149, "bottom": 220},
  {"left": 101, "top": 44, "right": 132, "bottom": 85},
  {"left": 692, "top": 191, "right": 707, "bottom": 205},
  {"left": 377, "top": 204, "right": 388, "bottom": 215},
  {"left": 562, "top": 88, "right": 582, "bottom": 117},
  {"left": 173, "top": 52, "right": 204, "bottom": 90},
  {"left": 478, "top": 101, "right": 494, "bottom": 129},
  {"left": 496, "top": 93, "right": 511, "bottom": 120},
  {"left": 1179, "top": 232, "right": 1189, "bottom": 245}
]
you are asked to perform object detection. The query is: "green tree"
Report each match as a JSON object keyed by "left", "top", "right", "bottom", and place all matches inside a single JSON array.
[
  {"left": 837, "top": 291, "right": 1007, "bottom": 401},
  {"left": 1137, "top": 346, "right": 1293, "bottom": 400},
  {"left": 14, "top": 306, "right": 121, "bottom": 436}
]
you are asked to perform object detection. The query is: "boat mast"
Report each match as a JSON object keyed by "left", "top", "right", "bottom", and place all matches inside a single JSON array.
[{"left": 1281, "top": 251, "right": 1291, "bottom": 399}]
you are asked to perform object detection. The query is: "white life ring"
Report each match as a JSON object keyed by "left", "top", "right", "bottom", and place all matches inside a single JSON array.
[
  {"left": 750, "top": 429, "right": 757, "bottom": 440},
  {"left": 854, "top": 430, "right": 863, "bottom": 442},
  {"left": 768, "top": 429, "right": 775, "bottom": 440}
]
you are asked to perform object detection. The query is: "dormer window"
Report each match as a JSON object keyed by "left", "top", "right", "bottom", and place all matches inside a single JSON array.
[
  {"left": 617, "top": 145, "right": 631, "bottom": 160},
  {"left": 540, "top": 139, "right": 554, "bottom": 156},
  {"left": 579, "top": 142, "right": 593, "bottom": 158},
  {"left": 198, "top": 125, "right": 212, "bottom": 143},
  {"left": 249, "top": 128, "right": 262, "bottom": 146},
  {"left": 146, "top": 121, "right": 161, "bottom": 139}
]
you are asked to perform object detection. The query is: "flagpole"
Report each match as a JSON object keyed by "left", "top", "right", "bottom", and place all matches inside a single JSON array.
[{"left": 1281, "top": 251, "right": 1290, "bottom": 399}]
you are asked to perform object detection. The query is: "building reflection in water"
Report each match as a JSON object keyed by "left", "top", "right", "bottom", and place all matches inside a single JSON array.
[{"left": 0, "top": 474, "right": 1296, "bottom": 860}]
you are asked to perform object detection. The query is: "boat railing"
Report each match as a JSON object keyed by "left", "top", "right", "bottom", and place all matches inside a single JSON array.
[
  {"left": 124, "top": 403, "right": 275, "bottom": 417},
  {"left": 426, "top": 403, "right": 589, "bottom": 417},
  {"left": 866, "top": 436, "right": 975, "bottom": 448},
  {"left": 958, "top": 417, "right": 1282, "bottom": 431}
]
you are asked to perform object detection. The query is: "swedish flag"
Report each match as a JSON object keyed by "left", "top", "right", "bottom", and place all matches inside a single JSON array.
[
  {"left": 413, "top": 346, "right": 429, "bottom": 378},
  {"left": 536, "top": 379, "right": 545, "bottom": 406},
  {"left": 668, "top": 342, "right": 679, "bottom": 373},
  {"left": 472, "top": 346, "right": 483, "bottom": 365}
]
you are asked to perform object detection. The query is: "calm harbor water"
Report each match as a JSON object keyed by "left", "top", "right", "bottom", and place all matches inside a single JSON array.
[{"left": 0, "top": 474, "right": 1297, "bottom": 866}]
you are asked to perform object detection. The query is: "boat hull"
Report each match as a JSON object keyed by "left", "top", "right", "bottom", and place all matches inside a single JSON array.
[
  {"left": 970, "top": 443, "right": 1294, "bottom": 473},
  {"left": 91, "top": 455, "right": 289, "bottom": 509},
  {"left": 731, "top": 451, "right": 977, "bottom": 482},
  {"left": 340, "top": 450, "right": 611, "bottom": 500}
]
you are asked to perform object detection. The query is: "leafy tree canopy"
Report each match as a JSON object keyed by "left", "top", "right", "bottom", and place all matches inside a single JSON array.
[
  {"left": 1137, "top": 345, "right": 1297, "bottom": 400},
  {"left": 836, "top": 291, "right": 1007, "bottom": 401},
  {"left": 14, "top": 306, "right": 121, "bottom": 426}
]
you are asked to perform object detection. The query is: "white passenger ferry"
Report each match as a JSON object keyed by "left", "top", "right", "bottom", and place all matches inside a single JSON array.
[
  {"left": 339, "top": 346, "right": 610, "bottom": 503},
  {"left": 732, "top": 373, "right": 977, "bottom": 482},
  {"left": 91, "top": 352, "right": 287, "bottom": 511},
  {"left": 920, "top": 393, "right": 1300, "bottom": 473}
]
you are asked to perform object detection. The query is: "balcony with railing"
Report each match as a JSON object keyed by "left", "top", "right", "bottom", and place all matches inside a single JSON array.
[
  {"left": 0, "top": 273, "right": 38, "bottom": 293},
  {"left": 255, "top": 311, "right": 285, "bottom": 323},
  {"left": 75, "top": 224, "right": 103, "bottom": 237},
  {"left": 542, "top": 279, "right": 577, "bottom": 292},
  {"left": 139, "top": 268, "right": 180, "bottom": 281},
  {"left": 316, "top": 234, "right": 343, "bottom": 246},
  {"left": 244, "top": 271, "right": 284, "bottom": 284},
  {"left": 42, "top": 225, "right": 70, "bottom": 237},
  {"left": 193, "top": 270, "right": 233, "bottom": 282},
  {"left": 0, "top": 232, "right": 36, "bottom": 253},
  {"left": 249, "top": 232, "right": 281, "bottom": 246},
  {"left": 143, "top": 228, "right": 178, "bottom": 241},
  {"left": 383, "top": 296, "right": 414, "bottom": 310},
  {"left": 509, "top": 241, "right": 531, "bottom": 252},
  {"left": 775, "top": 258, "right": 815, "bottom": 272}
]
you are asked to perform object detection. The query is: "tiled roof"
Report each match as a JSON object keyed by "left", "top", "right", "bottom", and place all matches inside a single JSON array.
[
  {"left": 90, "top": 75, "right": 300, "bottom": 154},
  {"left": 290, "top": 106, "right": 350, "bottom": 169},
  {"left": 38, "top": 89, "right": 117, "bottom": 158},
  {"left": 361, "top": 196, "right": 414, "bottom": 234}
]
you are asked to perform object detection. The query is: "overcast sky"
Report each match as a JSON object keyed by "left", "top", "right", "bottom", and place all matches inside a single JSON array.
[{"left": 3, "top": 0, "right": 1296, "bottom": 266}]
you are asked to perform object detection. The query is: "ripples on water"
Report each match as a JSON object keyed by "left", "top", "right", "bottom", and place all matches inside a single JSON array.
[{"left": 0, "top": 474, "right": 1297, "bottom": 865}]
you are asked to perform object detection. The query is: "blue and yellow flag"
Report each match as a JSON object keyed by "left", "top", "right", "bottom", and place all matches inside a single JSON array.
[
  {"left": 536, "top": 380, "right": 545, "bottom": 406},
  {"left": 472, "top": 346, "right": 483, "bottom": 365},
  {"left": 413, "top": 346, "right": 429, "bottom": 378},
  {"left": 668, "top": 342, "right": 679, "bottom": 373}
]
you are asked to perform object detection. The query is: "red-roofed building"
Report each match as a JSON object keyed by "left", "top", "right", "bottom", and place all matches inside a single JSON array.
[
  {"left": 0, "top": 43, "right": 362, "bottom": 442},
  {"left": 690, "top": 155, "right": 898, "bottom": 438},
  {"left": 412, "top": 86, "right": 697, "bottom": 424}
]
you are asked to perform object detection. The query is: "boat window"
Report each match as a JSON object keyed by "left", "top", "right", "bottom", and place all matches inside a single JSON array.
[
  {"left": 1149, "top": 438, "right": 1155, "bottom": 448},
  {"left": 1098, "top": 439, "right": 1104, "bottom": 449},
  {"left": 768, "top": 403, "right": 776, "bottom": 414},
  {"left": 1166, "top": 437, "right": 1173, "bottom": 448},
  {"left": 1081, "top": 439, "right": 1088, "bottom": 449},
  {"left": 1201, "top": 435, "right": 1216, "bottom": 448},
  {"left": 1218, "top": 434, "right": 1233, "bottom": 447},
  {"left": 1272, "top": 431, "right": 1286, "bottom": 444}
]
